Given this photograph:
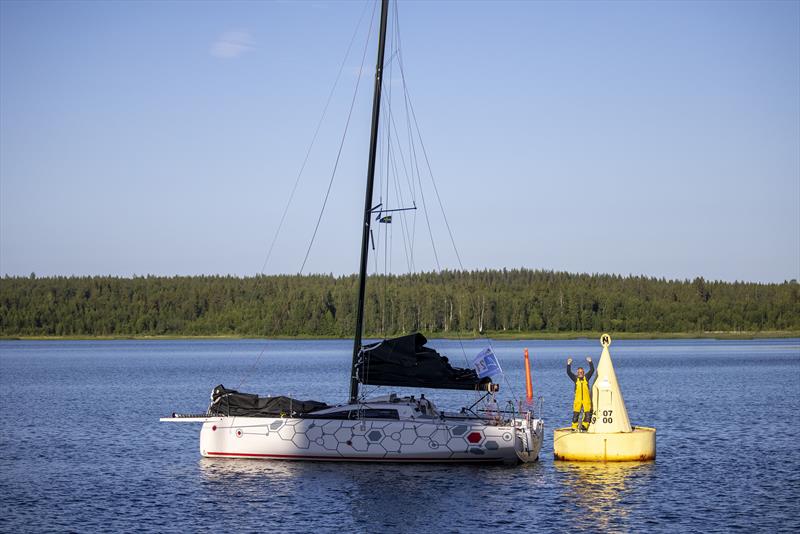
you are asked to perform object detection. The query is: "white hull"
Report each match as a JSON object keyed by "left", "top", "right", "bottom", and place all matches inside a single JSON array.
[
  {"left": 164, "top": 394, "right": 544, "bottom": 465},
  {"left": 194, "top": 415, "right": 542, "bottom": 465}
]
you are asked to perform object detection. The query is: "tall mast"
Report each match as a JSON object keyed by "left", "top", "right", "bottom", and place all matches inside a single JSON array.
[{"left": 350, "top": 0, "right": 389, "bottom": 404}]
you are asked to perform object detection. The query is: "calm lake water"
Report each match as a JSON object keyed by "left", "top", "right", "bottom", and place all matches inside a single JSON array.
[{"left": 1, "top": 338, "right": 798, "bottom": 532}]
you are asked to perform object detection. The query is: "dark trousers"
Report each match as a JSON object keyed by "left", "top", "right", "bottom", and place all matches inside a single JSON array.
[{"left": 572, "top": 410, "right": 592, "bottom": 430}]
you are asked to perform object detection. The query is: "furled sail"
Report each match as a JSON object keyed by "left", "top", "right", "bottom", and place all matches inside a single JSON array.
[
  {"left": 208, "top": 385, "right": 328, "bottom": 417},
  {"left": 355, "top": 333, "right": 492, "bottom": 391}
]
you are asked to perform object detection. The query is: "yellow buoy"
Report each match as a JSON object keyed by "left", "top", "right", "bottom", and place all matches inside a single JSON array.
[{"left": 554, "top": 334, "right": 656, "bottom": 461}]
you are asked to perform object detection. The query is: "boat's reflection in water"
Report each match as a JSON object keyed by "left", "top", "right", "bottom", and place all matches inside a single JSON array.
[
  {"left": 198, "top": 458, "right": 305, "bottom": 506},
  {"left": 554, "top": 461, "right": 656, "bottom": 531},
  {"left": 199, "top": 457, "right": 301, "bottom": 481},
  {"left": 197, "top": 457, "right": 524, "bottom": 530}
]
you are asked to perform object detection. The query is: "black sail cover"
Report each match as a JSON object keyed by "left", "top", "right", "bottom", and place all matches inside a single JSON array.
[
  {"left": 208, "top": 385, "right": 328, "bottom": 417},
  {"left": 355, "top": 332, "right": 492, "bottom": 390}
]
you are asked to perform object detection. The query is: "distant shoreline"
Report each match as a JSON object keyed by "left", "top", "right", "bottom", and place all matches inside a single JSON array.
[{"left": 2, "top": 330, "right": 798, "bottom": 341}]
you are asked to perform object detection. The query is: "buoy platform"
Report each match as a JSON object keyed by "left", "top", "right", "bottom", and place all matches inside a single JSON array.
[
  {"left": 554, "top": 426, "right": 656, "bottom": 461},
  {"left": 553, "top": 334, "right": 656, "bottom": 462}
]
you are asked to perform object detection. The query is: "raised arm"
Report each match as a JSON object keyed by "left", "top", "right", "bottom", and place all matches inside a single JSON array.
[
  {"left": 585, "top": 357, "right": 595, "bottom": 380},
  {"left": 566, "top": 358, "right": 576, "bottom": 382}
]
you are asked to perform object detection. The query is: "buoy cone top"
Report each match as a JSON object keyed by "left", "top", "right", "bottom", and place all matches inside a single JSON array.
[{"left": 589, "top": 334, "right": 632, "bottom": 433}]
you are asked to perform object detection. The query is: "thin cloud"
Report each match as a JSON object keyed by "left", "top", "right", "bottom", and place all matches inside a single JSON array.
[{"left": 210, "top": 30, "right": 254, "bottom": 59}]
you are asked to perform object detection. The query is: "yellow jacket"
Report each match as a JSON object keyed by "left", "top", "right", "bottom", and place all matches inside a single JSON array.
[{"left": 567, "top": 361, "right": 594, "bottom": 408}]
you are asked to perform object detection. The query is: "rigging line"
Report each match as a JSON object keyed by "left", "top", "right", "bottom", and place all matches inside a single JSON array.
[
  {"left": 379, "top": 42, "right": 394, "bottom": 335},
  {"left": 393, "top": 13, "right": 474, "bottom": 373},
  {"left": 372, "top": 131, "right": 380, "bottom": 277},
  {"left": 393, "top": 12, "right": 420, "bottom": 271},
  {"left": 388, "top": 141, "right": 414, "bottom": 272},
  {"left": 386, "top": 132, "right": 416, "bottom": 271},
  {"left": 383, "top": 223, "right": 389, "bottom": 335},
  {"left": 373, "top": 120, "right": 385, "bottom": 279},
  {"left": 382, "top": 187, "right": 389, "bottom": 334},
  {"left": 390, "top": 157, "right": 415, "bottom": 276},
  {"left": 393, "top": 5, "right": 416, "bottom": 203},
  {"left": 397, "top": 49, "right": 441, "bottom": 276},
  {"left": 378, "top": 13, "right": 403, "bottom": 334},
  {"left": 238, "top": 2, "right": 373, "bottom": 390},
  {"left": 403, "top": 68, "right": 464, "bottom": 271},
  {"left": 397, "top": 67, "right": 422, "bottom": 270},
  {"left": 376, "top": 78, "right": 384, "bottom": 208},
  {"left": 410, "top": 134, "right": 440, "bottom": 271},
  {"left": 387, "top": 108, "right": 417, "bottom": 203},
  {"left": 390, "top": 87, "right": 419, "bottom": 267},
  {"left": 260, "top": 0, "right": 372, "bottom": 274},
  {"left": 375, "top": 0, "right": 445, "bottom": 346},
  {"left": 396, "top": 29, "right": 483, "bottom": 347},
  {"left": 386, "top": 106, "right": 420, "bottom": 271},
  {"left": 390, "top": 3, "right": 454, "bottom": 348},
  {"left": 299, "top": 2, "right": 378, "bottom": 275},
  {"left": 381, "top": 107, "right": 416, "bottom": 272},
  {"left": 395, "top": 8, "right": 475, "bottom": 408},
  {"left": 373, "top": 114, "right": 382, "bottom": 276},
  {"left": 383, "top": 52, "right": 393, "bottom": 211}
]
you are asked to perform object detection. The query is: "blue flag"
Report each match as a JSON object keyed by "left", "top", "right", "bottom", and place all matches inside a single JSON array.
[{"left": 472, "top": 348, "right": 502, "bottom": 379}]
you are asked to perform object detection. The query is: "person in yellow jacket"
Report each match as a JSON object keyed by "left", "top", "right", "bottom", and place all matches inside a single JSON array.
[{"left": 567, "top": 356, "right": 594, "bottom": 431}]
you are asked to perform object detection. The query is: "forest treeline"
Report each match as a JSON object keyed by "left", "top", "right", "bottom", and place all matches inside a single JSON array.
[{"left": 1, "top": 270, "right": 798, "bottom": 337}]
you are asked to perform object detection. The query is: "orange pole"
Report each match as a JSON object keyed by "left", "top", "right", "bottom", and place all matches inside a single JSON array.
[{"left": 524, "top": 348, "right": 533, "bottom": 405}]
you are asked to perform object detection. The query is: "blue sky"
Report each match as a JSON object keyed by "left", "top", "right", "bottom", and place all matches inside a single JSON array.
[{"left": 1, "top": 0, "right": 798, "bottom": 282}]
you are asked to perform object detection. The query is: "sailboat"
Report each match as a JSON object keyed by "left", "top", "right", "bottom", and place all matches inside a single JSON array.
[{"left": 161, "top": 0, "right": 543, "bottom": 465}]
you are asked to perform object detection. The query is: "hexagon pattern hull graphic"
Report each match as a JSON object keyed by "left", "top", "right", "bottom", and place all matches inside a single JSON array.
[{"left": 200, "top": 416, "right": 543, "bottom": 464}]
